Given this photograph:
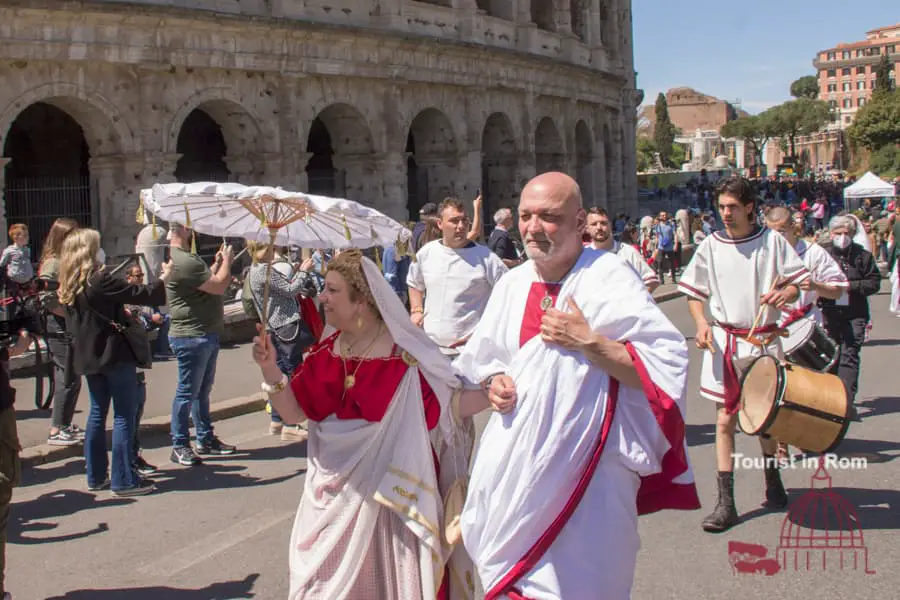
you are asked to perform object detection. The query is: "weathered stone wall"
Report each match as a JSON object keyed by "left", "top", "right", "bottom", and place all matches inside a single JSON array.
[{"left": 0, "top": 0, "right": 638, "bottom": 255}]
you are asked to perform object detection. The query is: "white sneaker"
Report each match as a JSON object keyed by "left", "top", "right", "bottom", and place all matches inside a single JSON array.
[{"left": 281, "top": 425, "right": 309, "bottom": 443}]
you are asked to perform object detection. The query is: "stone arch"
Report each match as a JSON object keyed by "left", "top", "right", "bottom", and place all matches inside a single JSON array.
[
  {"left": 0, "top": 85, "right": 135, "bottom": 251},
  {"left": 532, "top": 0, "right": 555, "bottom": 31},
  {"left": 0, "top": 82, "right": 134, "bottom": 156},
  {"left": 167, "top": 90, "right": 270, "bottom": 159},
  {"left": 534, "top": 117, "right": 565, "bottom": 175},
  {"left": 481, "top": 112, "right": 518, "bottom": 222},
  {"left": 571, "top": 0, "right": 588, "bottom": 41},
  {"left": 574, "top": 120, "right": 594, "bottom": 205},
  {"left": 306, "top": 102, "right": 374, "bottom": 198},
  {"left": 406, "top": 107, "right": 459, "bottom": 219}
]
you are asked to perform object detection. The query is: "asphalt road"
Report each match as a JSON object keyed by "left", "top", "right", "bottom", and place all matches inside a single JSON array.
[{"left": 7, "top": 284, "right": 898, "bottom": 599}]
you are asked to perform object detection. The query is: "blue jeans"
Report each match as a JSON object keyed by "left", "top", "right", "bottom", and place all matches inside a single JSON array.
[
  {"left": 133, "top": 372, "right": 147, "bottom": 461},
  {"left": 269, "top": 323, "right": 312, "bottom": 424},
  {"left": 84, "top": 362, "right": 140, "bottom": 491},
  {"left": 169, "top": 334, "right": 219, "bottom": 447}
]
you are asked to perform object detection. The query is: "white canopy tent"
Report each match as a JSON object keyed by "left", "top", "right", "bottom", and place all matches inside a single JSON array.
[{"left": 843, "top": 171, "right": 896, "bottom": 210}]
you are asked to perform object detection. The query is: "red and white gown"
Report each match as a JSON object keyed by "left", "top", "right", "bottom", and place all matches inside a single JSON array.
[
  {"left": 287, "top": 332, "right": 451, "bottom": 600},
  {"left": 453, "top": 248, "right": 700, "bottom": 600}
]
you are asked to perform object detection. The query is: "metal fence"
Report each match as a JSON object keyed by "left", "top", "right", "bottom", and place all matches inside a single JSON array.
[{"left": 3, "top": 175, "right": 97, "bottom": 256}]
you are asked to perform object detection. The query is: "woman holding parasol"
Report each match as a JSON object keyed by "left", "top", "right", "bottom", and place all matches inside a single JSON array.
[{"left": 251, "top": 249, "right": 491, "bottom": 600}]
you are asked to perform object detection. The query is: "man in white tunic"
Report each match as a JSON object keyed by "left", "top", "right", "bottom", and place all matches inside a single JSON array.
[
  {"left": 454, "top": 172, "right": 700, "bottom": 600},
  {"left": 585, "top": 206, "right": 659, "bottom": 293},
  {"left": 678, "top": 175, "right": 810, "bottom": 534},
  {"left": 765, "top": 207, "right": 848, "bottom": 327},
  {"left": 135, "top": 212, "right": 168, "bottom": 284},
  {"left": 407, "top": 197, "right": 508, "bottom": 353}
]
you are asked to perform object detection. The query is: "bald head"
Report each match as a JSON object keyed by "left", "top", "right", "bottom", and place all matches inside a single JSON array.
[
  {"left": 765, "top": 206, "right": 791, "bottom": 225},
  {"left": 518, "top": 172, "right": 586, "bottom": 277},
  {"left": 765, "top": 206, "right": 797, "bottom": 244},
  {"left": 521, "top": 172, "right": 583, "bottom": 215}
]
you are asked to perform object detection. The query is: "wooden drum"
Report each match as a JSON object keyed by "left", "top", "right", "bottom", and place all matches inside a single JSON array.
[{"left": 738, "top": 355, "right": 850, "bottom": 453}]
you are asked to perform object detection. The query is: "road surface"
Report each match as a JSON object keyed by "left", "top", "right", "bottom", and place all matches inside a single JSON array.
[{"left": 7, "top": 285, "right": 898, "bottom": 599}]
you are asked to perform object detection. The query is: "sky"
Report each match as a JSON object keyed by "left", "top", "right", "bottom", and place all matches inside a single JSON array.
[{"left": 633, "top": 0, "right": 899, "bottom": 115}]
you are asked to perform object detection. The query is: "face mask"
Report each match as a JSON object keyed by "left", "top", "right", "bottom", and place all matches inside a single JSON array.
[
  {"left": 832, "top": 234, "right": 851, "bottom": 249},
  {"left": 95, "top": 248, "right": 106, "bottom": 265}
]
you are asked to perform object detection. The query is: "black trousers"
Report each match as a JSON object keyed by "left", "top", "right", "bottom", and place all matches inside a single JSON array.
[
  {"left": 822, "top": 314, "right": 867, "bottom": 404},
  {"left": 47, "top": 335, "right": 82, "bottom": 429},
  {"left": 656, "top": 250, "right": 678, "bottom": 282}
]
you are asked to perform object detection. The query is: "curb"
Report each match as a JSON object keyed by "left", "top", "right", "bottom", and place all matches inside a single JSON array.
[{"left": 20, "top": 393, "right": 267, "bottom": 469}]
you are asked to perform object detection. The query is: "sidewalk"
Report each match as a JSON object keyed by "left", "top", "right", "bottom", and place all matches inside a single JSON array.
[{"left": 17, "top": 285, "right": 682, "bottom": 467}]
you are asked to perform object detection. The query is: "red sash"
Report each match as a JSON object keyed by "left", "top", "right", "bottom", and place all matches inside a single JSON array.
[
  {"left": 780, "top": 303, "right": 814, "bottom": 329},
  {"left": 717, "top": 323, "right": 780, "bottom": 415}
]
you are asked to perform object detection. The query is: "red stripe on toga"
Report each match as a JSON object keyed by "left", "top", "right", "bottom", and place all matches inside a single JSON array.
[{"left": 484, "top": 380, "right": 619, "bottom": 600}]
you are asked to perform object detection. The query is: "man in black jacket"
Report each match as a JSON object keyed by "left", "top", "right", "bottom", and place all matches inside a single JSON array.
[
  {"left": 818, "top": 215, "right": 881, "bottom": 420},
  {"left": 486, "top": 208, "right": 522, "bottom": 269}
]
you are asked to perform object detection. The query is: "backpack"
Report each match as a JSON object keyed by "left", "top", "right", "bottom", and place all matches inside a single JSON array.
[{"left": 241, "top": 269, "right": 258, "bottom": 320}]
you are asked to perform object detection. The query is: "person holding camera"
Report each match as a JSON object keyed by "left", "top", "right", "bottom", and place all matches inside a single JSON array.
[
  {"left": 59, "top": 229, "right": 171, "bottom": 497},
  {"left": 165, "top": 224, "right": 236, "bottom": 466},
  {"left": 0, "top": 330, "right": 33, "bottom": 600},
  {"left": 37, "top": 218, "right": 83, "bottom": 446}
]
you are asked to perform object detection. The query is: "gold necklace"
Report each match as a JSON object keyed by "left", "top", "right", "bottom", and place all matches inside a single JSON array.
[{"left": 340, "top": 323, "right": 383, "bottom": 390}]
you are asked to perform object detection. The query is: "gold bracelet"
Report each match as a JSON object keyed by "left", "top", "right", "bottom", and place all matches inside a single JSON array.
[
  {"left": 261, "top": 374, "right": 288, "bottom": 396},
  {"left": 411, "top": 307, "right": 424, "bottom": 314}
]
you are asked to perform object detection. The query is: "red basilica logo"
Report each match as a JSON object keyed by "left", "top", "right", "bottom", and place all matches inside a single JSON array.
[{"left": 728, "top": 459, "right": 876, "bottom": 576}]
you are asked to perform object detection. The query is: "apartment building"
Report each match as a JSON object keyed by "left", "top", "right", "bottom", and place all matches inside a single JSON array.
[{"left": 814, "top": 23, "right": 900, "bottom": 128}]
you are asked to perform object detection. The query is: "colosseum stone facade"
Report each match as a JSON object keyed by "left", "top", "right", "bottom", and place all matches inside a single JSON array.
[{"left": 0, "top": 0, "right": 639, "bottom": 256}]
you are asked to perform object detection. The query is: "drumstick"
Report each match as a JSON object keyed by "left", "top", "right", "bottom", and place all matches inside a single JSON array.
[{"left": 747, "top": 279, "right": 779, "bottom": 339}]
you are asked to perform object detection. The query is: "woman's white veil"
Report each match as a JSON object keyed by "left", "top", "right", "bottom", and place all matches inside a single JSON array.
[{"left": 360, "top": 256, "right": 461, "bottom": 439}]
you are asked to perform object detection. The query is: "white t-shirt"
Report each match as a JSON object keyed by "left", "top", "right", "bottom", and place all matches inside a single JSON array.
[
  {"left": 588, "top": 241, "right": 659, "bottom": 290},
  {"left": 407, "top": 240, "right": 508, "bottom": 347}
]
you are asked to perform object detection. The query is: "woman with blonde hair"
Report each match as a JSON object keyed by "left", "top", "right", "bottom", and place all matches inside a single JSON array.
[
  {"left": 37, "top": 217, "right": 83, "bottom": 446},
  {"left": 252, "top": 249, "right": 489, "bottom": 599},
  {"left": 60, "top": 228, "right": 171, "bottom": 497}
]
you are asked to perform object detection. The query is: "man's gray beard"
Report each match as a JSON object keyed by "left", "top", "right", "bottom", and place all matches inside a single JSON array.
[{"left": 524, "top": 242, "right": 554, "bottom": 260}]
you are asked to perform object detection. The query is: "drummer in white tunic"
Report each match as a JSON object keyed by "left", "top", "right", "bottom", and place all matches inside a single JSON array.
[
  {"left": 678, "top": 176, "right": 810, "bottom": 534},
  {"left": 765, "top": 207, "right": 848, "bottom": 325},
  {"left": 585, "top": 207, "right": 660, "bottom": 293}
]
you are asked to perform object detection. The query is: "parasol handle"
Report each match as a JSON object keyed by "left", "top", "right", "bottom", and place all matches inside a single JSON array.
[{"left": 260, "top": 229, "right": 278, "bottom": 334}]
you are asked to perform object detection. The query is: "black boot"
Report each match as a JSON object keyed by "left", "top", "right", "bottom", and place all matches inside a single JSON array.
[
  {"left": 763, "top": 455, "right": 789, "bottom": 509},
  {"left": 701, "top": 471, "right": 740, "bottom": 533}
]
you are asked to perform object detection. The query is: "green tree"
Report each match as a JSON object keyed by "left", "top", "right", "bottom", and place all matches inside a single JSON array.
[
  {"left": 873, "top": 54, "right": 895, "bottom": 97},
  {"left": 765, "top": 98, "right": 833, "bottom": 159},
  {"left": 790, "top": 75, "right": 820, "bottom": 100},
  {"left": 654, "top": 93, "right": 676, "bottom": 168},
  {"left": 721, "top": 113, "right": 777, "bottom": 168},
  {"left": 848, "top": 89, "right": 900, "bottom": 150},
  {"left": 636, "top": 137, "right": 655, "bottom": 172},
  {"left": 869, "top": 144, "right": 900, "bottom": 179}
]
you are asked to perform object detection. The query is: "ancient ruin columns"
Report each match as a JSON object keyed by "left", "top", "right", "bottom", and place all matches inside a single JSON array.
[
  {"left": 378, "top": 150, "right": 409, "bottom": 222},
  {"left": 91, "top": 154, "right": 149, "bottom": 256}
]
